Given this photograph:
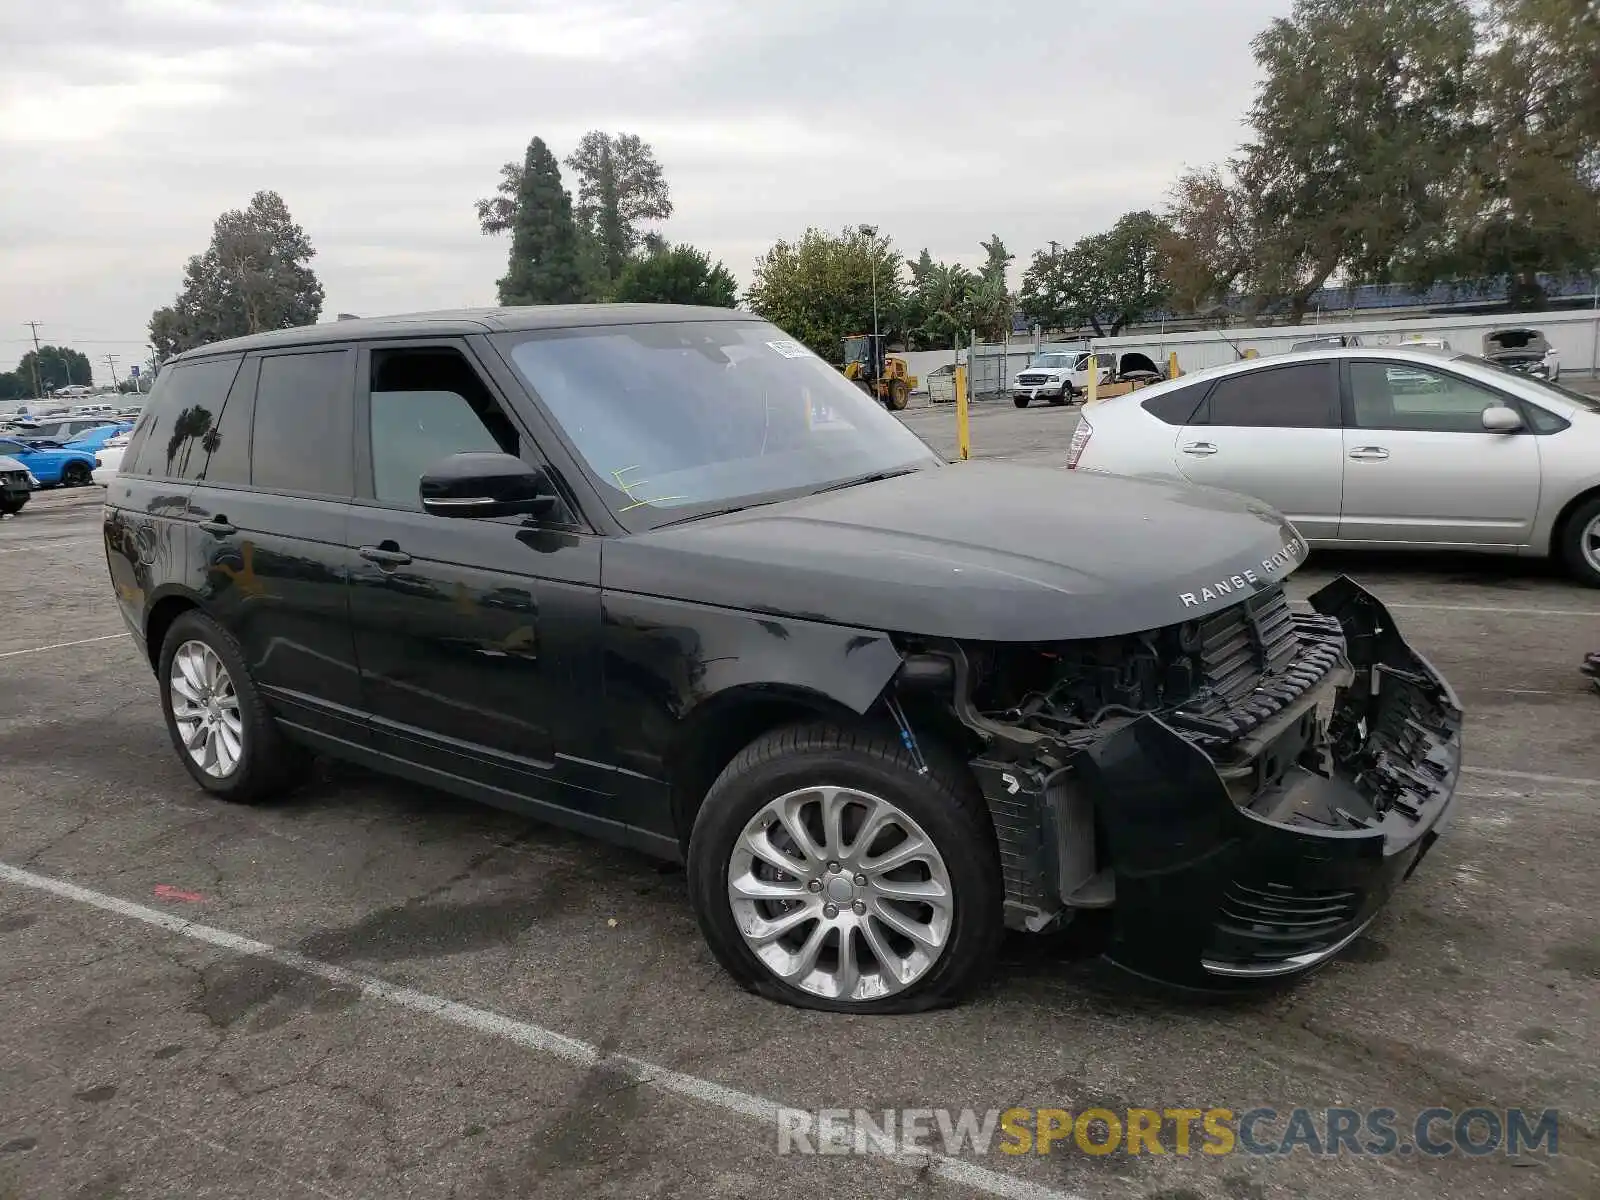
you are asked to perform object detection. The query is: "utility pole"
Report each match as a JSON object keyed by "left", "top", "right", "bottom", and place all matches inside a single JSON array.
[
  {"left": 23, "top": 321, "right": 43, "bottom": 398},
  {"left": 103, "top": 354, "right": 121, "bottom": 391}
]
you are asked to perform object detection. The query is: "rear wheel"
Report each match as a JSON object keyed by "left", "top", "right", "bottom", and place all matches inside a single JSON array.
[
  {"left": 61, "top": 461, "right": 92, "bottom": 487},
  {"left": 687, "top": 722, "right": 1002, "bottom": 1013},
  {"left": 157, "top": 610, "right": 310, "bottom": 802},
  {"left": 1560, "top": 495, "right": 1600, "bottom": 587}
]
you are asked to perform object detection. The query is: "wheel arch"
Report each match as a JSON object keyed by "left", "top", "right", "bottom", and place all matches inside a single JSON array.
[
  {"left": 665, "top": 683, "right": 862, "bottom": 853},
  {"left": 1547, "top": 484, "right": 1600, "bottom": 559},
  {"left": 143, "top": 588, "right": 203, "bottom": 672}
]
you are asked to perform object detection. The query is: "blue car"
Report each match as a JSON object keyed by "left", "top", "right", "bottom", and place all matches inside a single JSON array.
[
  {"left": 0, "top": 434, "right": 98, "bottom": 487},
  {"left": 62, "top": 422, "right": 133, "bottom": 453}
]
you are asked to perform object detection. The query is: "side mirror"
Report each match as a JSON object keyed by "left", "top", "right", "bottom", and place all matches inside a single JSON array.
[
  {"left": 419, "top": 452, "right": 557, "bottom": 519},
  {"left": 1482, "top": 405, "right": 1523, "bottom": 434}
]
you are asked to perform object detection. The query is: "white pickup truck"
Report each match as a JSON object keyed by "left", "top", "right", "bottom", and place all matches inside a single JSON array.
[{"left": 1010, "top": 350, "right": 1103, "bottom": 407}]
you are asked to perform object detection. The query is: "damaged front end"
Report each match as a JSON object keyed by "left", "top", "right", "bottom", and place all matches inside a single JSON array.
[{"left": 894, "top": 576, "right": 1462, "bottom": 988}]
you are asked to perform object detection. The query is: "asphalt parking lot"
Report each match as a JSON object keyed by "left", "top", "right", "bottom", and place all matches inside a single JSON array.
[{"left": 3, "top": 416, "right": 1600, "bottom": 1199}]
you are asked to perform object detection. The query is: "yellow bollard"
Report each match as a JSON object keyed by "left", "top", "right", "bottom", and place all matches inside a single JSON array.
[
  {"left": 954, "top": 365, "right": 970, "bottom": 460},
  {"left": 1168, "top": 350, "right": 1181, "bottom": 379},
  {"left": 1085, "top": 354, "right": 1099, "bottom": 406}
]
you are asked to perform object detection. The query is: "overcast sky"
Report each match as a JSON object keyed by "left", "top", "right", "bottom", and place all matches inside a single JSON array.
[{"left": 0, "top": 0, "right": 1289, "bottom": 384}]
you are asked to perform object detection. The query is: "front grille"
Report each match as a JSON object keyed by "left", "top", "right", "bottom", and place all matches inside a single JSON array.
[
  {"left": 1208, "top": 879, "right": 1362, "bottom": 964},
  {"left": 1160, "top": 587, "right": 1346, "bottom": 749},
  {"left": 1017, "top": 374, "right": 1054, "bottom": 385}
]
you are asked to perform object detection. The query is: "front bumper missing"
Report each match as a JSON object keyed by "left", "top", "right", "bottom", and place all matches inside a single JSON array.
[{"left": 971, "top": 576, "right": 1462, "bottom": 988}]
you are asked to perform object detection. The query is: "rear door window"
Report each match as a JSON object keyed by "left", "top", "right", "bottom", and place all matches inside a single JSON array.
[
  {"left": 250, "top": 349, "right": 355, "bottom": 497},
  {"left": 1192, "top": 363, "right": 1339, "bottom": 428}
]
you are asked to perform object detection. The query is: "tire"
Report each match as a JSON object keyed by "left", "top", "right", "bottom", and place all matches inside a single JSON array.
[
  {"left": 1047, "top": 392, "right": 1067, "bottom": 407},
  {"left": 0, "top": 500, "right": 22, "bottom": 516},
  {"left": 1013, "top": 396, "right": 1030, "bottom": 409},
  {"left": 156, "top": 610, "right": 310, "bottom": 803},
  {"left": 687, "top": 721, "right": 1002, "bottom": 1013},
  {"left": 60, "top": 461, "right": 92, "bottom": 487},
  {"left": 886, "top": 380, "right": 910, "bottom": 411},
  {"left": 1560, "top": 494, "right": 1600, "bottom": 587}
]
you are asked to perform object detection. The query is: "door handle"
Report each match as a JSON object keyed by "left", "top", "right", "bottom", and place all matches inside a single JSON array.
[
  {"left": 197, "top": 516, "right": 236, "bottom": 536},
  {"left": 1348, "top": 447, "right": 1390, "bottom": 461},
  {"left": 1181, "top": 442, "right": 1218, "bottom": 456},
  {"left": 359, "top": 543, "right": 412, "bottom": 567}
]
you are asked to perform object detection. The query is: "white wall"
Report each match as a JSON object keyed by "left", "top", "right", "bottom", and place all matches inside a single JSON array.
[{"left": 1089, "top": 309, "right": 1600, "bottom": 376}]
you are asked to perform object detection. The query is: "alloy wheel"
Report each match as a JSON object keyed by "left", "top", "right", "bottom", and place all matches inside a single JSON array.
[
  {"left": 728, "top": 785, "right": 954, "bottom": 1003},
  {"left": 169, "top": 640, "right": 244, "bottom": 778},
  {"left": 1583, "top": 513, "right": 1600, "bottom": 577}
]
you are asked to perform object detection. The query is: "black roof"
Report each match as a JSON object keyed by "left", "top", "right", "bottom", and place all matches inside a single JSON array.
[{"left": 171, "top": 304, "right": 758, "bottom": 362}]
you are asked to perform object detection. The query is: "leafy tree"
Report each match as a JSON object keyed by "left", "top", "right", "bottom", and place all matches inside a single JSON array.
[
  {"left": 746, "top": 226, "right": 906, "bottom": 361},
  {"left": 978, "top": 234, "right": 1014, "bottom": 287},
  {"left": 0, "top": 372, "right": 26, "bottom": 401},
  {"left": 1409, "top": 0, "right": 1600, "bottom": 305},
  {"left": 1020, "top": 212, "right": 1172, "bottom": 337},
  {"left": 148, "top": 191, "right": 324, "bottom": 356},
  {"left": 16, "top": 346, "right": 92, "bottom": 394},
  {"left": 1240, "top": 0, "right": 1478, "bottom": 321},
  {"left": 564, "top": 132, "right": 673, "bottom": 283},
  {"left": 483, "top": 137, "right": 586, "bottom": 306},
  {"left": 1162, "top": 166, "right": 1261, "bottom": 314},
  {"left": 610, "top": 244, "right": 738, "bottom": 307}
]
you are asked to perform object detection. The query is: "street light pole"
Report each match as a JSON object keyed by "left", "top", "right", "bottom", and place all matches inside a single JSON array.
[{"left": 857, "top": 224, "right": 880, "bottom": 345}]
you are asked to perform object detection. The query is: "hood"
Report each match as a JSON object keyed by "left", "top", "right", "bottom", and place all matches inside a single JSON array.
[
  {"left": 0, "top": 455, "right": 25, "bottom": 473},
  {"left": 603, "top": 462, "right": 1307, "bottom": 642}
]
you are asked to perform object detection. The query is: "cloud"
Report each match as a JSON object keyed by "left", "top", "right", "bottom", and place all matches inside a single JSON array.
[{"left": 0, "top": 0, "right": 1289, "bottom": 382}]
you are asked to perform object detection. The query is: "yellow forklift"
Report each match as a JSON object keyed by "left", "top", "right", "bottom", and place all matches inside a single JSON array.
[{"left": 841, "top": 334, "right": 917, "bottom": 411}]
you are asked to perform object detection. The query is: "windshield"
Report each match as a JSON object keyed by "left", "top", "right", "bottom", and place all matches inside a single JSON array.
[
  {"left": 1457, "top": 354, "right": 1600, "bottom": 412},
  {"left": 1029, "top": 353, "right": 1075, "bottom": 369},
  {"left": 498, "top": 320, "right": 940, "bottom": 530}
]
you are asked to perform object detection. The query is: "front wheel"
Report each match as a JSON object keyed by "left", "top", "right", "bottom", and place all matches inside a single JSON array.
[
  {"left": 886, "top": 380, "right": 910, "bottom": 411},
  {"left": 0, "top": 499, "right": 23, "bottom": 516},
  {"left": 1560, "top": 495, "right": 1600, "bottom": 587},
  {"left": 61, "top": 461, "right": 92, "bottom": 487},
  {"left": 687, "top": 723, "right": 1002, "bottom": 1013},
  {"left": 1013, "top": 396, "right": 1029, "bottom": 409}
]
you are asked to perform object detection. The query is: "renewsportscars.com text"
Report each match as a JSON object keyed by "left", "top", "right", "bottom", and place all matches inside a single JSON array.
[{"left": 776, "top": 1106, "right": 1560, "bottom": 1159}]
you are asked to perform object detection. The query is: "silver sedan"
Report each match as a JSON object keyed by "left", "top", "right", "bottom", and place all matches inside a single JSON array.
[{"left": 1068, "top": 346, "right": 1600, "bottom": 584}]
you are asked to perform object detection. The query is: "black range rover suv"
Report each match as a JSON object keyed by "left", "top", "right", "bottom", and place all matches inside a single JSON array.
[{"left": 104, "top": 305, "right": 1462, "bottom": 1012}]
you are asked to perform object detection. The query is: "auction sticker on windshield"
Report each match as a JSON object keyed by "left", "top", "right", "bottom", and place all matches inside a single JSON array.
[{"left": 766, "top": 340, "right": 812, "bottom": 358}]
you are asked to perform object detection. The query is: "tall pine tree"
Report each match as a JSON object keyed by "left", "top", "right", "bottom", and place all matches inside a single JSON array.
[{"left": 494, "top": 138, "right": 584, "bottom": 306}]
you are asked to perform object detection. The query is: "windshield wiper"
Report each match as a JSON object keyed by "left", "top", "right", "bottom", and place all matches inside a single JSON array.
[{"left": 811, "top": 466, "right": 922, "bottom": 495}]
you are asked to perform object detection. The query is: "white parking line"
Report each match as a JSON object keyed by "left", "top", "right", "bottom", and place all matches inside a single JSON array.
[
  {"left": 1385, "top": 602, "right": 1600, "bottom": 618},
  {"left": 0, "top": 861, "right": 1085, "bottom": 1200},
  {"left": 0, "top": 633, "right": 125, "bottom": 660}
]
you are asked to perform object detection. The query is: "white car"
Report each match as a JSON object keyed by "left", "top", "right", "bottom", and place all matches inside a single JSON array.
[
  {"left": 92, "top": 431, "right": 132, "bottom": 485},
  {"left": 1067, "top": 345, "right": 1600, "bottom": 584}
]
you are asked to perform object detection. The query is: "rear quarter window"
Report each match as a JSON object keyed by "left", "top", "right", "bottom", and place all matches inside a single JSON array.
[
  {"left": 1140, "top": 383, "right": 1208, "bottom": 425},
  {"left": 122, "top": 356, "right": 244, "bottom": 479}
]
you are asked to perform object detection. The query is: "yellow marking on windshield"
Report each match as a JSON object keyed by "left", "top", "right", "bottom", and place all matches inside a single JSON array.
[{"left": 619, "top": 495, "right": 689, "bottom": 512}]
